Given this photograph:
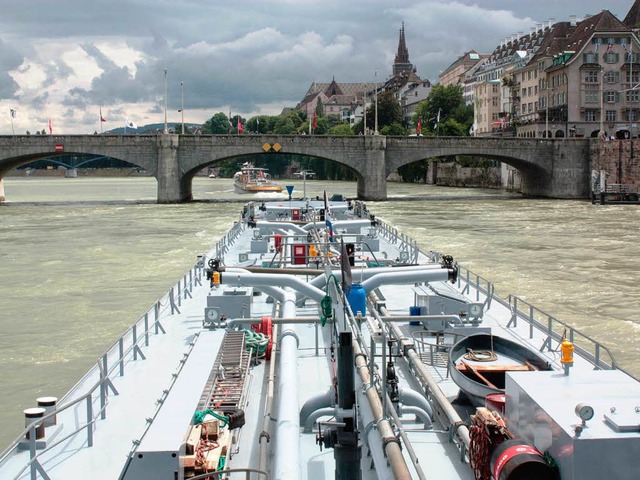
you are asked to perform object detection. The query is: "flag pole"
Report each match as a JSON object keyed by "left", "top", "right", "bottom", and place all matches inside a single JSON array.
[
  {"left": 180, "top": 79, "right": 185, "bottom": 135},
  {"left": 9, "top": 110, "right": 14, "bottom": 135},
  {"left": 163, "top": 68, "right": 168, "bottom": 134}
]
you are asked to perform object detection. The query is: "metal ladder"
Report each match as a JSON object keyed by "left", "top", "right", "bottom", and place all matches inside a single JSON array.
[{"left": 197, "top": 330, "right": 251, "bottom": 412}]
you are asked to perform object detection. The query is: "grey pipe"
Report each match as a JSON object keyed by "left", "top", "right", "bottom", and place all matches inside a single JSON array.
[
  {"left": 387, "top": 320, "right": 471, "bottom": 450},
  {"left": 254, "top": 220, "right": 307, "bottom": 235},
  {"left": 360, "top": 268, "right": 453, "bottom": 293},
  {"left": 353, "top": 341, "right": 412, "bottom": 480},
  {"left": 259, "top": 324, "right": 278, "bottom": 472},
  {"left": 301, "top": 219, "right": 373, "bottom": 231},
  {"left": 273, "top": 291, "right": 301, "bottom": 480},
  {"left": 356, "top": 381, "right": 396, "bottom": 480},
  {"left": 298, "top": 264, "right": 441, "bottom": 303},
  {"left": 299, "top": 389, "right": 334, "bottom": 432},
  {"left": 368, "top": 287, "right": 471, "bottom": 450},
  {"left": 223, "top": 271, "right": 326, "bottom": 303},
  {"left": 399, "top": 387, "right": 434, "bottom": 419},
  {"left": 303, "top": 407, "right": 336, "bottom": 434},
  {"left": 398, "top": 405, "right": 432, "bottom": 429}
]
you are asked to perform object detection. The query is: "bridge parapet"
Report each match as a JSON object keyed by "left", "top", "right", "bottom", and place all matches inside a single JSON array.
[{"left": 0, "top": 134, "right": 595, "bottom": 202}]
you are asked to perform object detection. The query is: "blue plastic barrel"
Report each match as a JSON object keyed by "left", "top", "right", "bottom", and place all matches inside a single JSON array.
[
  {"left": 347, "top": 284, "right": 366, "bottom": 316},
  {"left": 409, "top": 306, "right": 421, "bottom": 326}
]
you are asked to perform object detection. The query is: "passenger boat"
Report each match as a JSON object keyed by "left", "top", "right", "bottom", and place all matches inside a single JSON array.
[
  {"left": 233, "top": 162, "right": 283, "bottom": 193},
  {"left": 1, "top": 194, "right": 640, "bottom": 480}
]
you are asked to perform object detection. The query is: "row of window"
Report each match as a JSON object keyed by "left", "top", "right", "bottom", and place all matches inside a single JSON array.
[{"left": 584, "top": 52, "right": 636, "bottom": 64}]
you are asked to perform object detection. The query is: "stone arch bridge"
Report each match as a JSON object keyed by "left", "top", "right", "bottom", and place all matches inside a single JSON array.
[{"left": 0, "top": 134, "right": 594, "bottom": 202}]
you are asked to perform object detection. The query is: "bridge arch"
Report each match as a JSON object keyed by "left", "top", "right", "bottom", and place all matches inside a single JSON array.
[
  {"left": 0, "top": 134, "right": 592, "bottom": 202},
  {"left": 385, "top": 136, "right": 590, "bottom": 198}
]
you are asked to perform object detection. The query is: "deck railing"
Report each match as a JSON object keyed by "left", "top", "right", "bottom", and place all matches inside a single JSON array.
[
  {"left": 0, "top": 260, "right": 206, "bottom": 479},
  {"left": 374, "top": 216, "right": 629, "bottom": 379}
]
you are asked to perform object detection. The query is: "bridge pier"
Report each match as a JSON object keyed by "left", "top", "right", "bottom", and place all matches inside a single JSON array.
[
  {"left": 357, "top": 138, "right": 388, "bottom": 201},
  {"left": 520, "top": 141, "right": 591, "bottom": 198},
  {"left": 156, "top": 134, "right": 192, "bottom": 203}
]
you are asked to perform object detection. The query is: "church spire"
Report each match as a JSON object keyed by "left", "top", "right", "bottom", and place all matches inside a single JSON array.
[{"left": 393, "top": 22, "right": 413, "bottom": 76}]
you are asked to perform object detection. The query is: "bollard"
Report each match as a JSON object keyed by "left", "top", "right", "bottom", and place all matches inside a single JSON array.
[
  {"left": 37, "top": 397, "right": 58, "bottom": 427},
  {"left": 24, "top": 407, "right": 46, "bottom": 440}
]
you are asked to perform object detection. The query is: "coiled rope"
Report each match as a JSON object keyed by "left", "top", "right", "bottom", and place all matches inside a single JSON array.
[{"left": 242, "top": 329, "right": 269, "bottom": 357}]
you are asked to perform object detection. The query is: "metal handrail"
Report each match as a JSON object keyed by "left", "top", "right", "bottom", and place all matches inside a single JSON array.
[
  {"left": 0, "top": 262, "right": 206, "bottom": 477},
  {"left": 373, "top": 216, "right": 628, "bottom": 380}
]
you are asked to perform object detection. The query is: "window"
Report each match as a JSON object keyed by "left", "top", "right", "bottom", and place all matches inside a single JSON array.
[
  {"left": 604, "top": 52, "right": 619, "bottom": 64},
  {"left": 585, "top": 110, "right": 597, "bottom": 122},
  {"left": 584, "top": 71, "right": 599, "bottom": 83},
  {"left": 604, "top": 71, "right": 619, "bottom": 83},
  {"left": 583, "top": 53, "right": 599, "bottom": 64},
  {"left": 627, "top": 110, "right": 638, "bottom": 121},
  {"left": 585, "top": 89, "right": 599, "bottom": 103},
  {"left": 605, "top": 91, "right": 617, "bottom": 103},
  {"left": 522, "top": 104, "right": 527, "bottom": 113},
  {"left": 626, "top": 90, "right": 640, "bottom": 102},
  {"left": 528, "top": 102, "right": 533, "bottom": 113},
  {"left": 606, "top": 110, "right": 617, "bottom": 121},
  {"left": 626, "top": 70, "right": 640, "bottom": 84}
]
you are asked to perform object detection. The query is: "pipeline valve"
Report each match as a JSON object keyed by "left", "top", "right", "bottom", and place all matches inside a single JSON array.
[
  {"left": 440, "top": 255, "right": 458, "bottom": 283},
  {"left": 316, "top": 423, "right": 338, "bottom": 452}
]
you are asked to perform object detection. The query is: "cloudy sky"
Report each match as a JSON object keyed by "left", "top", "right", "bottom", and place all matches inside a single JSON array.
[{"left": 0, "top": 0, "right": 636, "bottom": 134}]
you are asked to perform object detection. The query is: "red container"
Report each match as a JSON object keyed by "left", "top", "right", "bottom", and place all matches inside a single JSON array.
[
  {"left": 485, "top": 393, "right": 506, "bottom": 414},
  {"left": 292, "top": 209, "right": 300, "bottom": 220},
  {"left": 292, "top": 244, "right": 307, "bottom": 265}
]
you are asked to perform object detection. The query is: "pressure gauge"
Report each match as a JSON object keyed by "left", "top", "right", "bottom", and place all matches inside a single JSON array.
[
  {"left": 575, "top": 403, "right": 594, "bottom": 422},
  {"left": 469, "top": 304, "right": 483, "bottom": 316},
  {"left": 205, "top": 307, "right": 220, "bottom": 322}
]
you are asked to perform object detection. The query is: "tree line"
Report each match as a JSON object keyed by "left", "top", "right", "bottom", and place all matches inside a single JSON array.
[{"left": 199, "top": 84, "right": 474, "bottom": 181}]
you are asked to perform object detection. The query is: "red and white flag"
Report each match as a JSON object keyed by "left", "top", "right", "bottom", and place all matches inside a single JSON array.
[
  {"left": 100, "top": 108, "right": 107, "bottom": 122},
  {"left": 237, "top": 117, "right": 244, "bottom": 134},
  {"left": 48, "top": 118, "right": 52, "bottom": 135},
  {"left": 312, "top": 111, "right": 317, "bottom": 131},
  {"left": 416, "top": 117, "right": 422, "bottom": 134}
]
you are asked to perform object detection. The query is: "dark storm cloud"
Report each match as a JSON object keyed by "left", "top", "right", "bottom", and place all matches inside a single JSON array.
[{"left": 0, "top": 0, "right": 636, "bottom": 131}]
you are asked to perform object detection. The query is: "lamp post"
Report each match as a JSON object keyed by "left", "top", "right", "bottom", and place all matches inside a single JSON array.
[
  {"left": 600, "top": 66, "right": 604, "bottom": 139},
  {"left": 363, "top": 88, "right": 367, "bottom": 136},
  {"left": 545, "top": 76, "right": 549, "bottom": 138},
  {"left": 163, "top": 68, "right": 168, "bottom": 134},
  {"left": 180, "top": 79, "right": 185, "bottom": 135},
  {"left": 374, "top": 70, "right": 379, "bottom": 135}
]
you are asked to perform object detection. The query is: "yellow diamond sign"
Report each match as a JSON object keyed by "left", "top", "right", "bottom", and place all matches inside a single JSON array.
[
  {"left": 272, "top": 142, "right": 282, "bottom": 152},
  {"left": 262, "top": 143, "right": 271, "bottom": 152}
]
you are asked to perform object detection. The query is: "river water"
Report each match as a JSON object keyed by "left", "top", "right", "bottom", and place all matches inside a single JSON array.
[{"left": 1, "top": 176, "right": 639, "bottom": 447}]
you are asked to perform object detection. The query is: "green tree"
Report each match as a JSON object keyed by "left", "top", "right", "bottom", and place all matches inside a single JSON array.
[
  {"left": 380, "top": 122, "right": 406, "bottom": 136},
  {"left": 272, "top": 116, "right": 296, "bottom": 134},
  {"left": 413, "top": 84, "right": 473, "bottom": 136},
  {"left": 364, "top": 91, "right": 403, "bottom": 133},
  {"left": 315, "top": 98, "right": 324, "bottom": 117},
  {"left": 328, "top": 124, "right": 354, "bottom": 136},
  {"left": 202, "top": 112, "right": 231, "bottom": 134}
]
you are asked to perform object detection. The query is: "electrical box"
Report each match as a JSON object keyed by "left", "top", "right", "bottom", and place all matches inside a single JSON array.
[
  {"left": 505, "top": 369, "right": 640, "bottom": 480},
  {"left": 206, "top": 287, "right": 252, "bottom": 319}
]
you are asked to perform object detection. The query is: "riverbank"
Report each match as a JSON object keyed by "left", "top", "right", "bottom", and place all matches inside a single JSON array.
[{"left": 4, "top": 167, "right": 152, "bottom": 177}]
